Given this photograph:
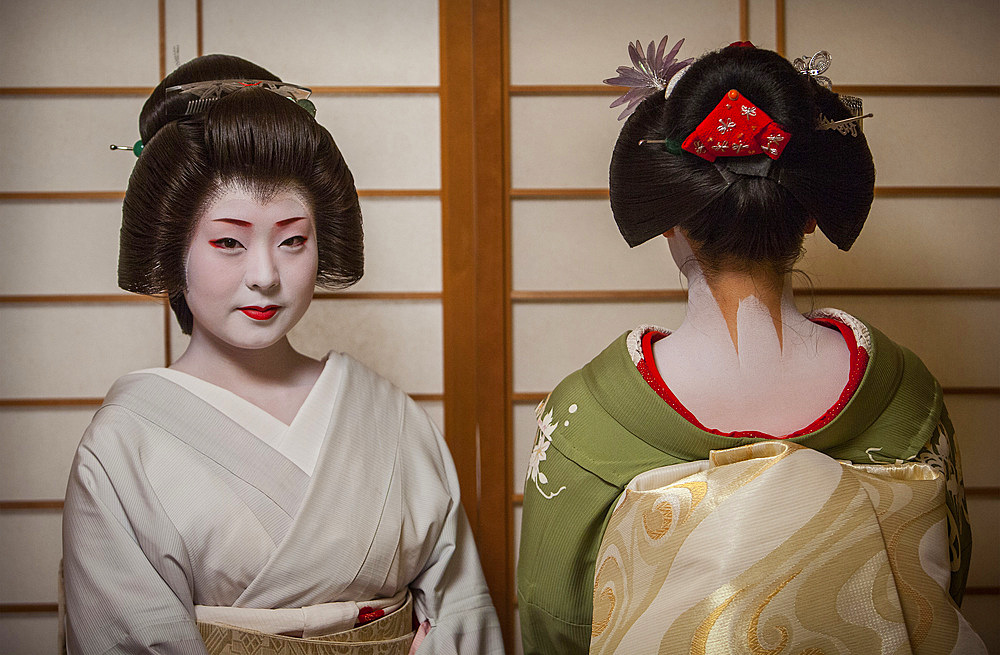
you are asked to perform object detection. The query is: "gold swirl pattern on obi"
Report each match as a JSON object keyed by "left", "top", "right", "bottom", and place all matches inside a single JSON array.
[
  {"left": 747, "top": 570, "right": 798, "bottom": 655},
  {"left": 592, "top": 555, "right": 622, "bottom": 638},
  {"left": 691, "top": 588, "right": 744, "bottom": 655},
  {"left": 642, "top": 500, "right": 673, "bottom": 540},
  {"left": 589, "top": 441, "right": 977, "bottom": 655}
]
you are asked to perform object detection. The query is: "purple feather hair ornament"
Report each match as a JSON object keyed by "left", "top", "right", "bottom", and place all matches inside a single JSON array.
[{"left": 603, "top": 35, "right": 693, "bottom": 120}]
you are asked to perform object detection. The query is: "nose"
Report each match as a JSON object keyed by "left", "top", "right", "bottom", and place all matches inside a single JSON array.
[{"left": 244, "top": 248, "right": 279, "bottom": 291}]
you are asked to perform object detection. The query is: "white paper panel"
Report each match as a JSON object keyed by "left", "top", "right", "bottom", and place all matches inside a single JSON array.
[
  {"left": 169, "top": 300, "right": 443, "bottom": 394},
  {"left": 509, "top": 0, "right": 738, "bottom": 85},
  {"left": 800, "top": 296, "right": 999, "bottom": 388},
  {"left": 512, "top": 403, "right": 539, "bottom": 495},
  {"left": 801, "top": 198, "right": 1000, "bottom": 288},
  {"left": 0, "top": 0, "right": 159, "bottom": 87},
  {"left": 512, "top": 199, "right": 679, "bottom": 291},
  {"left": 510, "top": 96, "right": 619, "bottom": 189},
  {"left": 0, "top": 513, "right": 61, "bottom": 603},
  {"left": 0, "top": 616, "right": 59, "bottom": 655},
  {"left": 0, "top": 201, "right": 122, "bottom": 295},
  {"left": 0, "top": 97, "right": 146, "bottom": 192},
  {"left": 164, "top": 0, "right": 199, "bottom": 71},
  {"left": 313, "top": 96, "right": 440, "bottom": 190},
  {"left": 0, "top": 303, "right": 164, "bottom": 398},
  {"left": 963, "top": 595, "right": 1000, "bottom": 653},
  {"left": 510, "top": 95, "right": 1000, "bottom": 190},
  {"left": 417, "top": 400, "right": 444, "bottom": 436},
  {"left": 0, "top": 407, "right": 96, "bottom": 500},
  {"left": 514, "top": 297, "right": 997, "bottom": 392},
  {"left": 0, "top": 199, "right": 442, "bottom": 297},
  {"left": 168, "top": 316, "right": 189, "bottom": 364},
  {"left": 864, "top": 96, "right": 999, "bottom": 187},
  {"left": 746, "top": 0, "right": 777, "bottom": 50},
  {"left": 352, "top": 198, "right": 442, "bottom": 292},
  {"left": 202, "top": 0, "right": 438, "bottom": 86},
  {"left": 786, "top": 0, "right": 1000, "bottom": 85},
  {"left": 289, "top": 299, "right": 443, "bottom": 394},
  {"left": 966, "top": 497, "right": 998, "bottom": 587},
  {"left": 511, "top": 197, "right": 1000, "bottom": 293},
  {"left": 512, "top": 301, "right": 686, "bottom": 392},
  {"left": 943, "top": 395, "right": 998, "bottom": 489}
]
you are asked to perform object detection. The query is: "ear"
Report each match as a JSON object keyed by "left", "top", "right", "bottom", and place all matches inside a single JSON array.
[
  {"left": 804, "top": 218, "right": 817, "bottom": 235},
  {"left": 662, "top": 227, "right": 676, "bottom": 238}
]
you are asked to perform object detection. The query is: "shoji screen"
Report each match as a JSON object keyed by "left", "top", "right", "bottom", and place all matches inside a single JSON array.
[
  {"left": 0, "top": 1, "right": 445, "bottom": 650},
  {"left": 505, "top": 0, "right": 998, "bottom": 652}
]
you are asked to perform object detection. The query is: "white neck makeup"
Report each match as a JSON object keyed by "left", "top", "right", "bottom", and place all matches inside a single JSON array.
[{"left": 652, "top": 232, "right": 850, "bottom": 436}]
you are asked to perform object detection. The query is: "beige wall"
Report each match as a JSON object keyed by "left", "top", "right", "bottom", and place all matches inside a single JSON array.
[{"left": 1, "top": 0, "right": 997, "bottom": 652}]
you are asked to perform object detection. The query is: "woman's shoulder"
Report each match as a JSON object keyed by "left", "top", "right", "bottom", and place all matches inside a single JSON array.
[{"left": 806, "top": 308, "right": 944, "bottom": 459}]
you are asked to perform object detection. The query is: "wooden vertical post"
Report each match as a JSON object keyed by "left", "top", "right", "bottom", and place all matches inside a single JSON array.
[{"left": 439, "top": 0, "right": 513, "bottom": 648}]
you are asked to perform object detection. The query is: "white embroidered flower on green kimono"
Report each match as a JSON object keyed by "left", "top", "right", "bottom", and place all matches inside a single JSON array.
[{"left": 527, "top": 404, "right": 566, "bottom": 499}]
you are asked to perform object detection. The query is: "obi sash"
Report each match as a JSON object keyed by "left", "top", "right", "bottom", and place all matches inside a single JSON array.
[
  {"left": 197, "top": 590, "right": 415, "bottom": 655},
  {"left": 590, "top": 441, "right": 984, "bottom": 654}
]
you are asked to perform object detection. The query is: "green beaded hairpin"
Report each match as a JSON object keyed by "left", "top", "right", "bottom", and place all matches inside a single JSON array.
[
  {"left": 110, "top": 140, "right": 144, "bottom": 157},
  {"left": 638, "top": 137, "right": 683, "bottom": 155}
]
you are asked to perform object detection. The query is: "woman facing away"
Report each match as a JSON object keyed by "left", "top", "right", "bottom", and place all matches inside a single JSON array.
[
  {"left": 62, "top": 55, "right": 503, "bottom": 654},
  {"left": 517, "top": 40, "right": 983, "bottom": 654}
]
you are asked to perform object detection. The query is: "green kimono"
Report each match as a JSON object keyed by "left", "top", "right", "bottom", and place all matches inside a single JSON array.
[{"left": 516, "top": 311, "right": 971, "bottom": 654}]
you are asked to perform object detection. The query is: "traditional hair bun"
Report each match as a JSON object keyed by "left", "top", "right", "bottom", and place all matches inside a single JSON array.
[{"left": 610, "top": 44, "right": 875, "bottom": 271}]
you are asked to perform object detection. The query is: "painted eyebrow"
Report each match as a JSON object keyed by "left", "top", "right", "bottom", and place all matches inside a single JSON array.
[{"left": 210, "top": 216, "right": 308, "bottom": 227}]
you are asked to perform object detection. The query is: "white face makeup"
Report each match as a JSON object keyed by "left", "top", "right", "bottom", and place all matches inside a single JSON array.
[{"left": 183, "top": 186, "right": 318, "bottom": 352}]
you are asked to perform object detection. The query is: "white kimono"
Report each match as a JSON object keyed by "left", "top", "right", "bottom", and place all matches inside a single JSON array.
[{"left": 63, "top": 352, "right": 504, "bottom": 654}]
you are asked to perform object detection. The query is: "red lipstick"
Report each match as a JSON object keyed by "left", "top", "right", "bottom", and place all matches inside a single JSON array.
[{"left": 239, "top": 306, "right": 279, "bottom": 320}]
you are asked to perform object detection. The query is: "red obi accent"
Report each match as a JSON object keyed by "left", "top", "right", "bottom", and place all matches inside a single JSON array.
[
  {"left": 356, "top": 606, "right": 385, "bottom": 626},
  {"left": 681, "top": 89, "right": 791, "bottom": 162},
  {"left": 636, "top": 318, "right": 868, "bottom": 440}
]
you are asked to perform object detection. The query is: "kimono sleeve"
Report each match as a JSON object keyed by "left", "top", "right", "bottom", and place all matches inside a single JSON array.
[
  {"left": 400, "top": 404, "right": 505, "bottom": 654},
  {"left": 63, "top": 414, "right": 207, "bottom": 655},
  {"left": 913, "top": 404, "right": 973, "bottom": 604}
]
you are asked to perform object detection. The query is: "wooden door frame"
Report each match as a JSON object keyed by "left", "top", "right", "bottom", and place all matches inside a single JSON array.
[{"left": 440, "top": 0, "right": 513, "bottom": 648}]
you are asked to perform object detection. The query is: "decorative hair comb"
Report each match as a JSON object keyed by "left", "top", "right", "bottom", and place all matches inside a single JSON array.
[
  {"left": 111, "top": 79, "right": 317, "bottom": 157},
  {"left": 603, "top": 35, "right": 693, "bottom": 120},
  {"left": 166, "top": 79, "right": 315, "bottom": 116}
]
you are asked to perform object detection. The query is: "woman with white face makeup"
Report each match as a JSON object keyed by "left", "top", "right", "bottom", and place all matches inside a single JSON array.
[
  {"left": 518, "top": 40, "right": 982, "bottom": 654},
  {"left": 62, "top": 55, "right": 503, "bottom": 655}
]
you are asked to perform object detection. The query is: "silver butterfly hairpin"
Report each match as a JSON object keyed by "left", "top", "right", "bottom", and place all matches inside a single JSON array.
[{"left": 792, "top": 51, "right": 832, "bottom": 89}]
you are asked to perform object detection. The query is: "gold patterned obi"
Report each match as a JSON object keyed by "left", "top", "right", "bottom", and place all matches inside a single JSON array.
[
  {"left": 197, "top": 590, "right": 415, "bottom": 655},
  {"left": 590, "top": 441, "right": 983, "bottom": 654}
]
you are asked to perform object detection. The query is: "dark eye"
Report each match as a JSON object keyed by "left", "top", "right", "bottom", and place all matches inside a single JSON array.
[
  {"left": 281, "top": 235, "right": 307, "bottom": 247},
  {"left": 210, "top": 238, "right": 242, "bottom": 249}
]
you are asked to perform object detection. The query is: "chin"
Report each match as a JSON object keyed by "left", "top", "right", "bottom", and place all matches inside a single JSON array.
[{"left": 212, "top": 323, "right": 291, "bottom": 352}]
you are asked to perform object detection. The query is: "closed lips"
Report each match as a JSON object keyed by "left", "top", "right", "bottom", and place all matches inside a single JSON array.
[{"left": 239, "top": 306, "right": 280, "bottom": 320}]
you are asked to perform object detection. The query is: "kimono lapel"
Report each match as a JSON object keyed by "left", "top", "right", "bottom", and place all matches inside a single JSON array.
[
  {"left": 103, "top": 372, "right": 311, "bottom": 524},
  {"left": 234, "top": 353, "right": 405, "bottom": 608}
]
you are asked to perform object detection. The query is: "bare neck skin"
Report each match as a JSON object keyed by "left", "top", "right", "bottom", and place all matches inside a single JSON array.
[
  {"left": 653, "top": 229, "right": 850, "bottom": 435},
  {"left": 172, "top": 331, "right": 324, "bottom": 425}
]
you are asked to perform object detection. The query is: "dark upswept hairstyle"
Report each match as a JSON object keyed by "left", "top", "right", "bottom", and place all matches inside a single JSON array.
[
  {"left": 610, "top": 44, "right": 875, "bottom": 275},
  {"left": 119, "top": 54, "right": 363, "bottom": 334}
]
